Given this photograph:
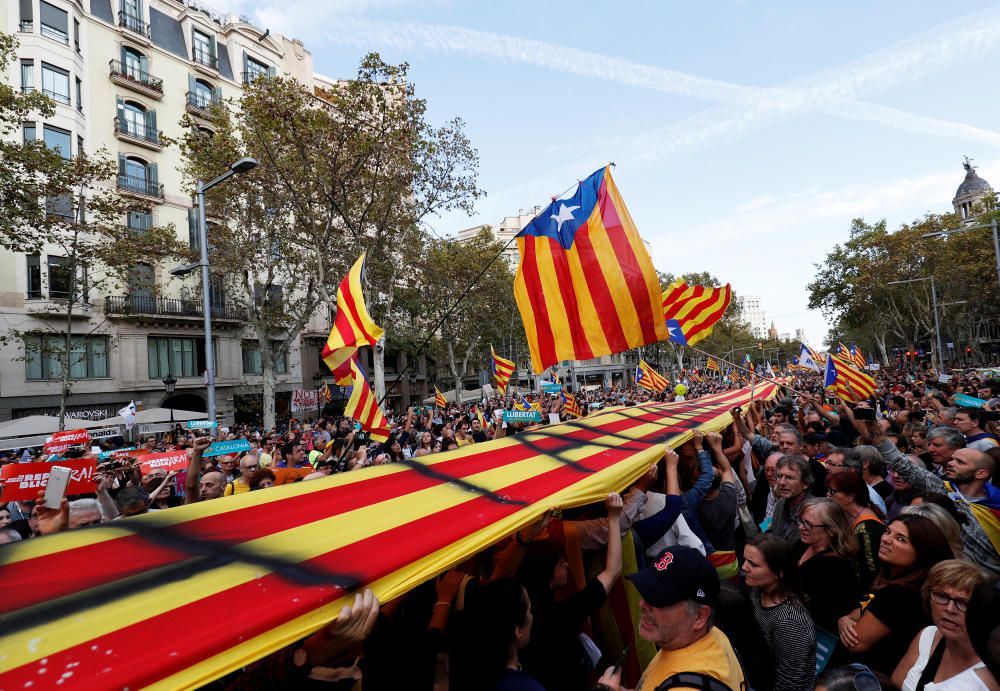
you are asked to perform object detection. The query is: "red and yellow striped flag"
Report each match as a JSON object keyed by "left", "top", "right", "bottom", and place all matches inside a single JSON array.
[
  {"left": 635, "top": 359, "right": 669, "bottom": 392},
  {"left": 514, "top": 166, "right": 668, "bottom": 373},
  {"left": 343, "top": 357, "right": 389, "bottom": 443},
  {"left": 0, "top": 385, "right": 778, "bottom": 690},
  {"left": 435, "top": 387, "right": 447, "bottom": 409},
  {"left": 850, "top": 344, "right": 867, "bottom": 370},
  {"left": 837, "top": 342, "right": 852, "bottom": 361},
  {"left": 824, "top": 353, "right": 877, "bottom": 402},
  {"left": 706, "top": 357, "right": 721, "bottom": 374},
  {"left": 322, "top": 253, "right": 384, "bottom": 385},
  {"left": 562, "top": 390, "right": 583, "bottom": 418},
  {"left": 491, "top": 345, "right": 516, "bottom": 395},
  {"left": 662, "top": 281, "right": 732, "bottom": 347}
]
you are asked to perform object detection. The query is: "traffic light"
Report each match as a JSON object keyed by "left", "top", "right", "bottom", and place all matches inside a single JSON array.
[{"left": 966, "top": 346, "right": 972, "bottom": 354}]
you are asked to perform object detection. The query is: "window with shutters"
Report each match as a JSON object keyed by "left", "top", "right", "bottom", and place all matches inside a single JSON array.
[
  {"left": 192, "top": 29, "right": 217, "bottom": 69},
  {"left": 127, "top": 263, "right": 155, "bottom": 311},
  {"left": 19, "top": 0, "right": 33, "bottom": 32},
  {"left": 147, "top": 336, "right": 212, "bottom": 379},
  {"left": 127, "top": 209, "right": 152, "bottom": 233},
  {"left": 242, "top": 53, "right": 271, "bottom": 84},
  {"left": 115, "top": 98, "right": 159, "bottom": 145},
  {"left": 117, "top": 155, "right": 161, "bottom": 198},
  {"left": 187, "top": 77, "right": 218, "bottom": 109},
  {"left": 39, "top": 1, "right": 68, "bottom": 43},
  {"left": 41, "top": 62, "right": 70, "bottom": 105},
  {"left": 26, "top": 255, "right": 42, "bottom": 299},
  {"left": 20, "top": 60, "right": 34, "bottom": 94}
]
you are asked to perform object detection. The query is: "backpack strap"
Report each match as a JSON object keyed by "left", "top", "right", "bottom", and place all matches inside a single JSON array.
[
  {"left": 915, "top": 635, "right": 947, "bottom": 691},
  {"left": 655, "top": 672, "right": 734, "bottom": 691}
]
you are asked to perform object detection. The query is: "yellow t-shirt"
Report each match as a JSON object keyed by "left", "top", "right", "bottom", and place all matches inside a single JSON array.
[
  {"left": 223, "top": 480, "right": 251, "bottom": 496},
  {"left": 637, "top": 627, "right": 745, "bottom": 691}
]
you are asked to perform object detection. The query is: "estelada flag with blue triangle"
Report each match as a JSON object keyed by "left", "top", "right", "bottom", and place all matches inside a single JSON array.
[
  {"left": 514, "top": 165, "right": 667, "bottom": 374},
  {"left": 662, "top": 281, "right": 732, "bottom": 347}
]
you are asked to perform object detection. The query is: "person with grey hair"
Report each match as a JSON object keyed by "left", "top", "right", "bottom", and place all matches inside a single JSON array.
[
  {"left": 68, "top": 498, "right": 103, "bottom": 529},
  {"left": 857, "top": 445, "right": 893, "bottom": 502},
  {"left": 927, "top": 426, "right": 966, "bottom": 474},
  {"left": 844, "top": 407, "right": 1000, "bottom": 575},
  {"left": 769, "top": 455, "right": 813, "bottom": 541}
]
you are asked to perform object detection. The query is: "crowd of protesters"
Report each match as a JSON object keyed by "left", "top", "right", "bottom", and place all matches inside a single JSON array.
[{"left": 3, "top": 365, "right": 1000, "bottom": 691}]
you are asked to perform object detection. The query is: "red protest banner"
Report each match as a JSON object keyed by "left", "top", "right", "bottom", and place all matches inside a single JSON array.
[
  {"left": 139, "top": 450, "right": 190, "bottom": 476},
  {"left": 0, "top": 458, "right": 97, "bottom": 502},
  {"left": 43, "top": 429, "right": 91, "bottom": 455}
]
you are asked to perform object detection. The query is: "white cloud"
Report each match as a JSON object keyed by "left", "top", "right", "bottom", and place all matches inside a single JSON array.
[{"left": 322, "top": 12, "right": 1000, "bottom": 148}]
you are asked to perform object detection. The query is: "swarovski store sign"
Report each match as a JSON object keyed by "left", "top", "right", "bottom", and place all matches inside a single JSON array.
[{"left": 13, "top": 404, "right": 133, "bottom": 421}]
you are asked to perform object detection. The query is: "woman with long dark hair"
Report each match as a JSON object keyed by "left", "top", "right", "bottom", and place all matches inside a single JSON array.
[
  {"left": 838, "top": 515, "right": 954, "bottom": 675},
  {"left": 826, "top": 470, "right": 885, "bottom": 590},
  {"left": 466, "top": 578, "right": 544, "bottom": 690},
  {"left": 742, "top": 533, "right": 816, "bottom": 691}
]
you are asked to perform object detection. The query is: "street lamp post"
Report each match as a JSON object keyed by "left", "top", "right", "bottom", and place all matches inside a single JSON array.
[
  {"left": 312, "top": 371, "right": 323, "bottom": 418},
  {"left": 169, "top": 157, "right": 257, "bottom": 424},
  {"left": 887, "top": 276, "right": 945, "bottom": 373},
  {"left": 163, "top": 373, "right": 177, "bottom": 434}
]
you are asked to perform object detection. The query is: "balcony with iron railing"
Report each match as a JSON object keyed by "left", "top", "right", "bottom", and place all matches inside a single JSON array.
[
  {"left": 192, "top": 48, "right": 218, "bottom": 71},
  {"left": 118, "top": 11, "right": 150, "bottom": 38},
  {"left": 108, "top": 59, "right": 163, "bottom": 99},
  {"left": 105, "top": 295, "right": 244, "bottom": 322},
  {"left": 185, "top": 90, "right": 220, "bottom": 118},
  {"left": 42, "top": 88, "right": 71, "bottom": 106},
  {"left": 117, "top": 174, "right": 164, "bottom": 200},
  {"left": 40, "top": 24, "right": 68, "bottom": 43},
  {"left": 114, "top": 115, "right": 163, "bottom": 149}
]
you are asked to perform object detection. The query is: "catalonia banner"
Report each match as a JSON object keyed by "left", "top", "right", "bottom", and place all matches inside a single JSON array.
[{"left": 0, "top": 385, "right": 776, "bottom": 689}]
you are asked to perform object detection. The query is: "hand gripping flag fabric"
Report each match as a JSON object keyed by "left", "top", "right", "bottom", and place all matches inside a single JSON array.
[
  {"left": 798, "top": 344, "right": 822, "bottom": 372},
  {"left": 635, "top": 359, "right": 669, "bottom": 392},
  {"left": 513, "top": 166, "right": 668, "bottom": 373},
  {"left": 850, "top": 344, "right": 867, "bottom": 370},
  {"left": 706, "top": 357, "right": 721, "bottom": 374},
  {"left": 824, "top": 353, "right": 877, "bottom": 402},
  {"left": 322, "top": 253, "right": 384, "bottom": 385},
  {"left": 491, "top": 346, "right": 516, "bottom": 395},
  {"left": 661, "top": 281, "right": 732, "bottom": 347},
  {"left": 435, "top": 387, "right": 447, "bottom": 409},
  {"left": 343, "top": 358, "right": 389, "bottom": 443},
  {"left": 0, "top": 385, "right": 779, "bottom": 691}
]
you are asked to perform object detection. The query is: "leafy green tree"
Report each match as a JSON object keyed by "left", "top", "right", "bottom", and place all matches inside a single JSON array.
[{"left": 0, "top": 33, "right": 178, "bottom": 429}]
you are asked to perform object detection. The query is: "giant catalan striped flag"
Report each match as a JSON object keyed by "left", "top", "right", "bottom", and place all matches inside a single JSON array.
[
  {"left": 0, "top": 385, "right": 777, "bottom": 690},
  {"left": 825, "top": 353, "right": 877, "bottom": 402},
  {"left": 635, "top": 359, "right": 669, "bottom": 392},
  {"left": 513, "top": 166, "right": 668, "bottom": 373},
  {"left": 343, "top": 357, "right": 390, "bottom": 443},
  {"left": 322, "top": 253, "right": 384, "bottom": 385},
  {"left": 661, "top": 281, "right": 732, "bottom": 347},
  {"left": 491, "top": 346, "right": 516, "bottom": 395}
]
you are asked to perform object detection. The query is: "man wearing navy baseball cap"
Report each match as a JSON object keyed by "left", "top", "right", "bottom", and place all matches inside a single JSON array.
[{"left": 596, "top": 546, "right": 746, "bottom": 691}]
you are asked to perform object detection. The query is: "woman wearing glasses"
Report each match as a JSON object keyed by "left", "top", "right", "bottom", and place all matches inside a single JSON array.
[
  {"left": 892, "top": 560, "right": 998, "bottom": 690},
  {"left": 796, "top": 498, "right": 862, "bottom": 635}
]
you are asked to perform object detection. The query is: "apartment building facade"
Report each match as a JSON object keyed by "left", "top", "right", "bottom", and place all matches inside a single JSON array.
[{"left": 0, "top": 0, "right": 330, "bottom": 423}]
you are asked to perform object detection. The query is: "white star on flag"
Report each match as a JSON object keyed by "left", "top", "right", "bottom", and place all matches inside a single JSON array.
[{"left": 550, "top": 203, "right": 580, "bottom": 233}]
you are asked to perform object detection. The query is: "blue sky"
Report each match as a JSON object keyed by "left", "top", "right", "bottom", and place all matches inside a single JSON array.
[{"left": 233, "top": 0, "right": 1000, "bottom": 346}]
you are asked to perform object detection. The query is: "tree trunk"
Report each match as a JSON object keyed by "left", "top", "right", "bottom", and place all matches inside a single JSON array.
[
  {"left": 58, "top": 230, "right": 80, "bottom": 432},
  {"left": 373, "top": 334, "right": 386, "bottom": 402},
  {"left": 447, "top": 340, "right": 461, "bottom": 402},
  {"left": 461, "top": 336, "right": 480, "bottom": 397},
  {"left": 873, "top": 332, "right": 889, "bottom": 365},
  {"left": 259, "top": 336, "right": 277, "bottom": 431}
]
